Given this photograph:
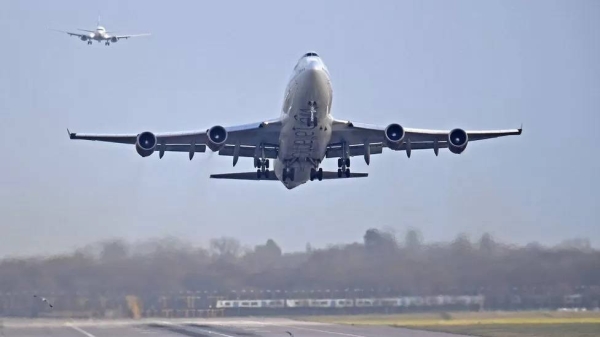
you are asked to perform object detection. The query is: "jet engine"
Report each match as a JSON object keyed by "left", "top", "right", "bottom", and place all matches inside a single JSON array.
[
  {"left": 136, "top": 131, "right": 157, "bottom": 157},
  {"left": 448, "top": 128, "right": 468, "bottom": 154},
  {"left": 384, "top": 123, "right": 405, "bottom": 149},
  {"left": 80, "top": 36, "right": 88, "bottom": 41},
  {"left": 206, "top": 125, "right": 227, "bottom": 152},
  {"left": 110, "top": 36, "right": 118, "bottom": 43}
]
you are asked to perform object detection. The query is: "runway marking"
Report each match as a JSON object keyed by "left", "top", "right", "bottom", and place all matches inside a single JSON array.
[
  {"left": 189, "top": 326, "right": 237, "bottom": 337},
  {"left": 244, "top": 321, "right": 368, "bottom": 337},
  {"left": 159, "top": 322, "right": 237, "bottom": 337},
  {"left": 67, "top": 324, "right": 96, "bottom": 337},
  {"left": 285, "top": 326, "right": 368, "bottom": 337}
]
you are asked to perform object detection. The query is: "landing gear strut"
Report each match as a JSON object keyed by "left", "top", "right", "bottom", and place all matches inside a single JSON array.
[
  {"left": 337, "top": 142, "right": 351, "bottom": 177},
  {"left": 105, "top": 41, "right": 110, "bottom": 46},
  {"left": 307, "top": 101, "right": 317, "bottom": 127}
]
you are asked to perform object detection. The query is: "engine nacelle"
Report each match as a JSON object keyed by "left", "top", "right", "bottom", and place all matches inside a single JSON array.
[
  {"left": 110, "top": 36, "right": 118, "bottom": 43},
  {"left": 384, "top": 123, "right": 405, "bottom": 149},
  {"left": 80, "top": 36, "right": 89, "bottom": 41},
  {"left": 448, "top": 128, "right": 468, "bottom": 154},
  {"left": 136, "top": 131, "right": 157, "bottom": 157},
  {"left": 206, "top": 125, "right": 227, "bottom": 152}
]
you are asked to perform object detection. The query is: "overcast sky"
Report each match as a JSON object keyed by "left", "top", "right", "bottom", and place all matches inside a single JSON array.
[{"left": 0, "top": 0, "right": 598, "bottom": 257}]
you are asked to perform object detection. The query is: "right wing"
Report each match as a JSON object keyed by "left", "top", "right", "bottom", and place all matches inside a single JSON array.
[
  {"left": 329, "top": 119, "right": 522, "bottom": 160},
  {"left": 113, "top": 33, "right": 151, "bottom": 40},
  {"left": 68, "top": 119, "right": 283, "bottom": 161}
]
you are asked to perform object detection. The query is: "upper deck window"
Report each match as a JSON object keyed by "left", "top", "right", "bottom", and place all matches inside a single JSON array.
[{"left": 303, "top": 52, "right": 319, "bottom": 57}]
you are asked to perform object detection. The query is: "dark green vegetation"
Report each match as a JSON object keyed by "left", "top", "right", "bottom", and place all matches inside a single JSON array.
[{"left": 0, "top": 228, "right": 599, "bottom": 316}]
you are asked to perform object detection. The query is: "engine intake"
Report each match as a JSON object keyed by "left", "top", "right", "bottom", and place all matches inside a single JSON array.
[
  {"left": 384, "top": 123, "right": 405, "bottom": 149},
  {"left": 80, "top": 36, "right": 88, "bottom": 41},
  {"left": 448, "top": 128, "right": 468, "bottom": 154},
  {"left": 110, "top": 36, "right": 118, "bottom": 43},
  {"left": 207, "top": 125, "right": 227, "bottom": 152},
  {"left": 136, "top": 131, "right": 157, "bottom": 157}
]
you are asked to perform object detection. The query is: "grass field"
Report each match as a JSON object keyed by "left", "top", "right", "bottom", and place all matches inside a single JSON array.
[{"left": 301, "top": 311, "right": 600, "bottom": 337}]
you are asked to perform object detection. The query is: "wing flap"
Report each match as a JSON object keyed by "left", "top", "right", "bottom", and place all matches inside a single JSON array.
[
  {"left": 218, "top": 145, "right": 278, "bottom": 159},
  {"left": 326, "top": 143, "right": 383, "bottom": 158},
  {"left": 161, "top": 144, "right": 207, "bottom": 153}
]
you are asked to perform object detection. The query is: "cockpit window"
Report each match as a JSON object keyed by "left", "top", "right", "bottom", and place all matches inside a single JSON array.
[{"left": 303, "top": 52, "right": 319, "bottom": 57}]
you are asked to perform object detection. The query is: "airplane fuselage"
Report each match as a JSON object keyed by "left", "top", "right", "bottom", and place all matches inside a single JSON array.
[{"left": 274, "top": 54, "right": 333, "bottom": 189}]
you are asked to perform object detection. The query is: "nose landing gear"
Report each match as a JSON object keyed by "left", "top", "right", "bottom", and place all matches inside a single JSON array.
[
  {"left": 307, "top": 101, "right": 318, "bottom": 127},
  {"left": 282, "top": 167, "right": 295, "bottom": 182}
]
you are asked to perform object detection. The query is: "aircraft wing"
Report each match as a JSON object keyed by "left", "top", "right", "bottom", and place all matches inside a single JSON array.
[
  {"left": 330, "top": 119, "right": 522, "bottom": 158},
  {"left": 113, "top": 33, "right": 151, "bottom": 40},
  {"left": 50, "top": 29, "right": 87, "bottom": 38},
  {"left": 68, "top": 119, "right": 282, "bottom": 159}
]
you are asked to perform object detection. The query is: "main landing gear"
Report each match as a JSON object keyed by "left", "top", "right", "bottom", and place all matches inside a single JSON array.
[
  {"left": 310, "top": 167, "right": 323, "bottom": 181},
  {"left": 87, "top": 41, "right": 92, "bottom": 45},
  {"left": 105, "top": 42, "right": 110, "bottom": 46},
  {"left": 254, "top": 158, "right": 270, "bottom": 179},
  {"left": 337, "top": 157, "right": 351, "bottom": 178}
]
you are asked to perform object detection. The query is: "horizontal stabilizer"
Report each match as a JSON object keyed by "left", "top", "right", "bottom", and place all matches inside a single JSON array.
[
  {"left": 210, "top": 171, "right": 368, "bottom": 181},
  {"left": 210, "top": 171, "right": 278, "bottom": 181},
  {"left": 321, "top": 171, "right": 368, "bottom": 179}
]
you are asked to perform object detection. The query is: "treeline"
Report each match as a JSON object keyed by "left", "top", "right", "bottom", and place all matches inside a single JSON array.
[{"left": 0, "top": 229, "right": 599, "bottom": 299}]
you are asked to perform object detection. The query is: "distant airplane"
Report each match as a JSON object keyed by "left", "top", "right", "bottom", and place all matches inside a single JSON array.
[
  {"left": 51, "top": 17, "right": 150, "bottom": 46},
  {"left": 68, "top": 52, "right": 522, "bottom": 189}
]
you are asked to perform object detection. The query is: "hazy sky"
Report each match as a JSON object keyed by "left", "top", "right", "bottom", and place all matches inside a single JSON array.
[{"left": 0, "top": 0, "right": 598, "bottom": 257}]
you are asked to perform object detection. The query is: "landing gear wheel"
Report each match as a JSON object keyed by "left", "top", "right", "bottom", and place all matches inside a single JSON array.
[
  {"left": 257, "top": 169, "right": 261, "bottom": 179},
  {"left": 345, "top": 168, "right": 351, "bottom": 178},
  {"left": 282, "top": 169, "right": 288, "bottom": 181},
  {"left": 310, "top": 168, "right": 316, "bottom": 181},
  {"left": 317, "top": 168, "right": 323, "bottom": 181},
  {"left": 264, "top": 170, "right": 270, "bottom": 179},
  {"left": 338, "top": 158, "right": 343, "bottom": 167},
  {"left": 337, "top": 169, "right": 342, "bottom": 178},
  {"left": 254, "top": 158, "right": 260, "bottom": 168},
  {"left": 345, "top": 158, "right": 350, "bottom": 167},
  {"left": 265, "top": 159, "right": 270, "bottom": 169}
]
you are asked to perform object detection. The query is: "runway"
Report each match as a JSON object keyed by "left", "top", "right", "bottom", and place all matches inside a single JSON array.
[{"left": 0, "top": 317, "right": 469, "bottom": 337}]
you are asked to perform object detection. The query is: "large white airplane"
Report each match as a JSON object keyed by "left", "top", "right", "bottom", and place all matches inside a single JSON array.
[
  {"left": 69, "top": 52, "right": 522, "bottom": 189},
  {"left": 51, "top": 18, "right": 150, "bottom": 46}
]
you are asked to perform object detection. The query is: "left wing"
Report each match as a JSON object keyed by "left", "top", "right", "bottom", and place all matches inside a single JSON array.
[
  {"left": 50, "top": 29, "right": 87, "bottom": 38},
  {"left": 68, "top": 119, "right": 282, "bottom": 161},
  {"left": 329, "top": 119, "right": 522, "bottom": 159},
  {"left": 112, "top": 33, "right": 151, "bottom": 40}
]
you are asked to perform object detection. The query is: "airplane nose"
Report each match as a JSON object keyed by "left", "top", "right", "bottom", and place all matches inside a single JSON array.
[{"left": 306, "top": 60, "right": 323, "bottom": 72}]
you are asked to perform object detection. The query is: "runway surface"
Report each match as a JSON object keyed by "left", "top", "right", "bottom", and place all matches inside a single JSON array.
[{"left": 0, "top": 317, "right": 470, "bottom": 337}]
